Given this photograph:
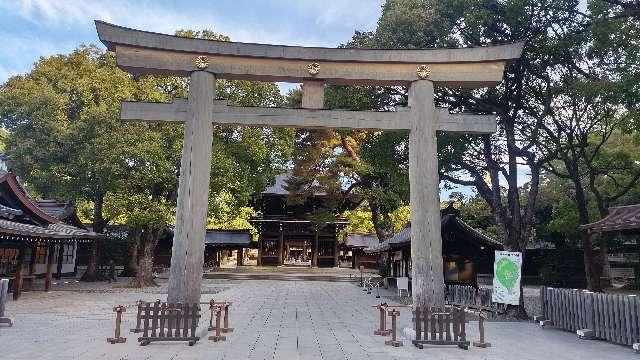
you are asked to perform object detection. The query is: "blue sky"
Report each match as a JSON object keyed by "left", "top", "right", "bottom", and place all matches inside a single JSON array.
[
  {"left": 0, "top": 0, "right": 502, "bottom": 200},
  {"left": 0, "top": 0, "right": 384, "bottom": 83}
]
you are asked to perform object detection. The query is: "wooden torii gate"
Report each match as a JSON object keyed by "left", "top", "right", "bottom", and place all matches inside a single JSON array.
[{"left": 96, "top": 21, "right": 523, "bottom": 309}]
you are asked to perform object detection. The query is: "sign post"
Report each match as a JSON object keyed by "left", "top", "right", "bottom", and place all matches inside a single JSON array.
[{"left": 492, "top": 251, "right": 522, "bottom": 305}]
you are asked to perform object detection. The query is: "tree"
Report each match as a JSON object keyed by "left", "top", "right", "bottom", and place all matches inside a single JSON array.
[
  {"left": 0, "top": 46, "right": 171, "bottom": 281},
  {"left": 0, "top": 34, "right": 294, "bottom": 285}
]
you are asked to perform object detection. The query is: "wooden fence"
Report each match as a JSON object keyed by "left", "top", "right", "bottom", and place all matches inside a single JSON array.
[
  {"left": 137, "top": 301, "right": 201, "bottom": 346},
  {"left": 540, "top": 286, "right": 640, "bottom": 346},
  {"left": 445, "top": 284, "right": 506, "bottom": 314}
]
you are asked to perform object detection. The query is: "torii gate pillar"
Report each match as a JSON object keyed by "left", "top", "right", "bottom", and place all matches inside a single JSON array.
[
  {"left": 408, "top": 80, "right": 444, "bottom": 308},
  {"left": 167, "top": 71, "right": 215, "bottom": 304}
]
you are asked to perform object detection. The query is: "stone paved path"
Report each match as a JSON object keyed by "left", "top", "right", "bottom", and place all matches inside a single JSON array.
[{"left": 0, "top": 278, "right": 634, "bottom": 359}]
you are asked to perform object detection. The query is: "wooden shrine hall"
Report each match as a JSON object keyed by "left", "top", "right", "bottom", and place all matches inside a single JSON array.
[
  {"left": 0, "top": 172, "right": 101, "bottom": 299},
  {"left": 366, "top": 203, "right": 503, "bottom": 287},
  {"left": 250, "top": 174, "right": 348, "bottom": 267}
]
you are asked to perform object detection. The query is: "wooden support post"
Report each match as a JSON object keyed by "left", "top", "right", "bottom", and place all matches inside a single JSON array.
[
  {"left": 385, "top": 308, "right": 403, "bottom": 347},
  {"left": 222, "top": 302, "right": 233, "bottom": 333},
  {"left": 131, "top": 300, "right": 146, "bottom": 333},
  {"left": 257, "top": 235, "right": 263, "bottom": 266},
  {"left": 208, "top": 305, "right": 226, "bottom": 342},
  {"left": 207, "top": 300, "right": 216, "bottom": 331},
  {"left": 236, "top": 248, "right": 243, "bottom": 266},
  {"left": 13, "top": 245, "right": 25, "bottom": 300},
  {"left": 334, "top": 238, "right": 339, "bottom": 267},
  {"left": 373, "top": 304, "right": 390, "bottom": 336},
  {"left": 108, "top": 305, "right": 127, "bottom": 344},
  {"left": 303, "top": 241, "right": 308, "bottom": 262},
  {"left": 167, "top": 71, "right": 215, "bottom": 305},
  {"left": 472, "top": 312, "right": 491, "bottom": 348},
  {"left": 28, "top": 245, "right": 36, "bottom": 276},
  {"left": 45, "top": 244, "right": 55, "bottom": 291},
  {"left": 312, "top": 229, "right": 318, "bottom": 267},
  {"left": 278, "top": 231, "right": 284, "bottom": 266},
  {"left": 408, "top": 80, "right": 444, "bottom": 309},
  {"left": 56, "top": 243, "right": 65, "bottom": 279}
]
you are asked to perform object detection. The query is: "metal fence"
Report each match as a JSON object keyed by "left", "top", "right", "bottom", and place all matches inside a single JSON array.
[
  {"left": 540, "top": 286, "right": 640, "bottom": 346},
  {"left": 444, "top": 284, "right": 506, "bottom": 314}
]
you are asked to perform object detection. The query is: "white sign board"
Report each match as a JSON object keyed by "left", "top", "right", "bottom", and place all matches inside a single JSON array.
[{"left": 492, "top": 251, "right": 522, "bottom": 305}]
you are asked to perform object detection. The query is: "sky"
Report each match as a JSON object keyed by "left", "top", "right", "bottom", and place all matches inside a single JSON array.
[{"left": 0, "top": 0, "right": 529, "bottom": 200}]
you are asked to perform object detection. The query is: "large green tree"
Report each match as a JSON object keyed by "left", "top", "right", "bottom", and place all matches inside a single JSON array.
[{"left": 0, "top": 32, "right": 293, "bottom": 284}]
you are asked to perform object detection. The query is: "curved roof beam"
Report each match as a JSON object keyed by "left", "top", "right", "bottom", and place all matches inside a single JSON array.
[{"left": 95, "top": 21, "right": 524, "bottom": 87}]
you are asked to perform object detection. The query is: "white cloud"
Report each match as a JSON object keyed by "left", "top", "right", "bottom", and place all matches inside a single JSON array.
[
  {"left": 4, "top": 0, "right": 378, "bottom": 46},
  {"left": 287, "top": 0, "right": 383, "bottom": 30}
]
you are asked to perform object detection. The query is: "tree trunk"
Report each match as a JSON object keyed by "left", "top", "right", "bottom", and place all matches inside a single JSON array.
[
  {"left": 121, "top": 230, "right": 140, "bottom": 277},
  {"left": 130, "top": 227, "right": 161, "bottom": 288},
  {"left": 369, "top": 198, "right": 389, "bottom": 242},
  {"left": 565, "top": 160, "right": 603, "bottom": 292},
  {"left": 80, "top": 192, "right": 106, "bottom": 282}
]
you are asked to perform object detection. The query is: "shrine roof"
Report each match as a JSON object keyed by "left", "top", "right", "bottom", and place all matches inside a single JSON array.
[
  {"left": 580, "top": 204, "right": 640, "bottom": 233},
  {"left": 345, "top": 233, "right": 379, "bottom": 249},
  {"left": 0, "top": 172, "right": 101, "bottom": 242},
  {"left": 365, "top": 205, "right": 502, "bottom": 254},
  {"left": 204, "top": 229, "right": 252, "bottom": 247},
  {"left": 262, "top": 173, "right": 326, "bottom": 196}
]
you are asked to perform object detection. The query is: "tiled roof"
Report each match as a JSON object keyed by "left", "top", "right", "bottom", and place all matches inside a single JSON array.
[
  {"left": 580, "top": 204, "right": 640, "bottom": 233},
  {"left": 345, "top": 233, "right": 379, "bottom": 249}
]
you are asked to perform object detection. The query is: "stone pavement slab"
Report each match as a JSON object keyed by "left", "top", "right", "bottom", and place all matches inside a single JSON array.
[{"left": 0, "top": 277, "right": 635, "bottom": 359}]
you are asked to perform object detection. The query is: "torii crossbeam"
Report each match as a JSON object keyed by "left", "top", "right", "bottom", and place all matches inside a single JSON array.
[{"left": 96, "top": 21, "right": 523, "bottom": 309}]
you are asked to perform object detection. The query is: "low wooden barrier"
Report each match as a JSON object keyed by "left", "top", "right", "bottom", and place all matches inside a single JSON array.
[
  {"left": 373, "top": 303, "right": 390, "bottom": 336},
  {"left": 539, "top": 286, "right": 640, "bottom": 347},
  {"left": 107, "top": 305, "right": 126, "bottom": 344},
  {"left": 445, "top": 284, "right": 506, "bottom": 314},
  {"left": 465, "top": 308, "right": 491, "bottom": 348},
  {"left": 137, "top": 301, "right": 201, "bottom": 346},
  {"left": 413, "top": 306, "right": 470, "bottom": 350},
  {"left": 0, "top": 278, "right": 12, "bottom": 327}
]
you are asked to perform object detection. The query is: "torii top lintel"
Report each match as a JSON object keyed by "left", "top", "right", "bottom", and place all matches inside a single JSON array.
[{"left": 95, "top": 21, "right": 523, "bottom": 87}]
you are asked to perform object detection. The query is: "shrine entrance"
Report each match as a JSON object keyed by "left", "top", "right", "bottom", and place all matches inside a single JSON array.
[{"left": 95, "top": 21, "right": 523, "bottom": 310}]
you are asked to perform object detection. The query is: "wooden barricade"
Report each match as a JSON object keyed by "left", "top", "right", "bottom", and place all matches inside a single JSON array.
[
  {"left": 373, "top": 303, "right": 390, "bottom": 336},
  {"left": 0, "top": 278, "right": 12, "bottom": 327},
  {"left": 137, "top": 301, "right": 201, "bottom": 346},
  {"left": 445, "top": 284, "right": 505, "bottom": 314},
  {"left": 539, "top": 286, "right": 640, "bottom": 347},
  {"left": 385, "top": 308, "right": 402, "bottom": 347},
  {"left": 465, "top": 308, "right": 491, "bottom": 348},
  {"left": 107, "top": 305, "right": 127, "bottom": 344},
  {"left": 413, "top": 306, "right": 470, "bottom": 350},
  {"left": 208, "top": 305, "right": 226, "bottom": 342}
]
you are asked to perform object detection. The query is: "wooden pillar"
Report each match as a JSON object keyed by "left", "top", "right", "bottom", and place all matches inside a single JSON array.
[
  {"left": 352, "top": 250, "right": 357, "bottom": 269},
  {"left": 45, "top": 244, "right": 55, "bottom": 291},
  {"left": 167, "top": 71, "right": 215, "bottom": 305},
  {"left": 278, "top": 231, "right": 284, "bottom": 266},
  {"left": 333, "top": 235, "right": 339, "bottom": 268},
  {"left": 408, "top": 80, "right": 444, "bottom": 309},
  {"left": 312, "top": 229, "right": 319, "bottom": 267},
  {"left": 56, "top": 243, "right": 64, "bottom": 279},
  {"left": 236, "top": 248, "right": 243, "bottom": 266},
  {"left": 303, "top": 242, "right": 308, "bottom": 262},
  {"left": 13, "top": 244, "right": 26, "bottom": 300},
  {"left": 28, "top": 244, "right": 37, "bottom": 276},
  {"left": 257, "top": 235, "right": 263, "bottom": 266}
]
